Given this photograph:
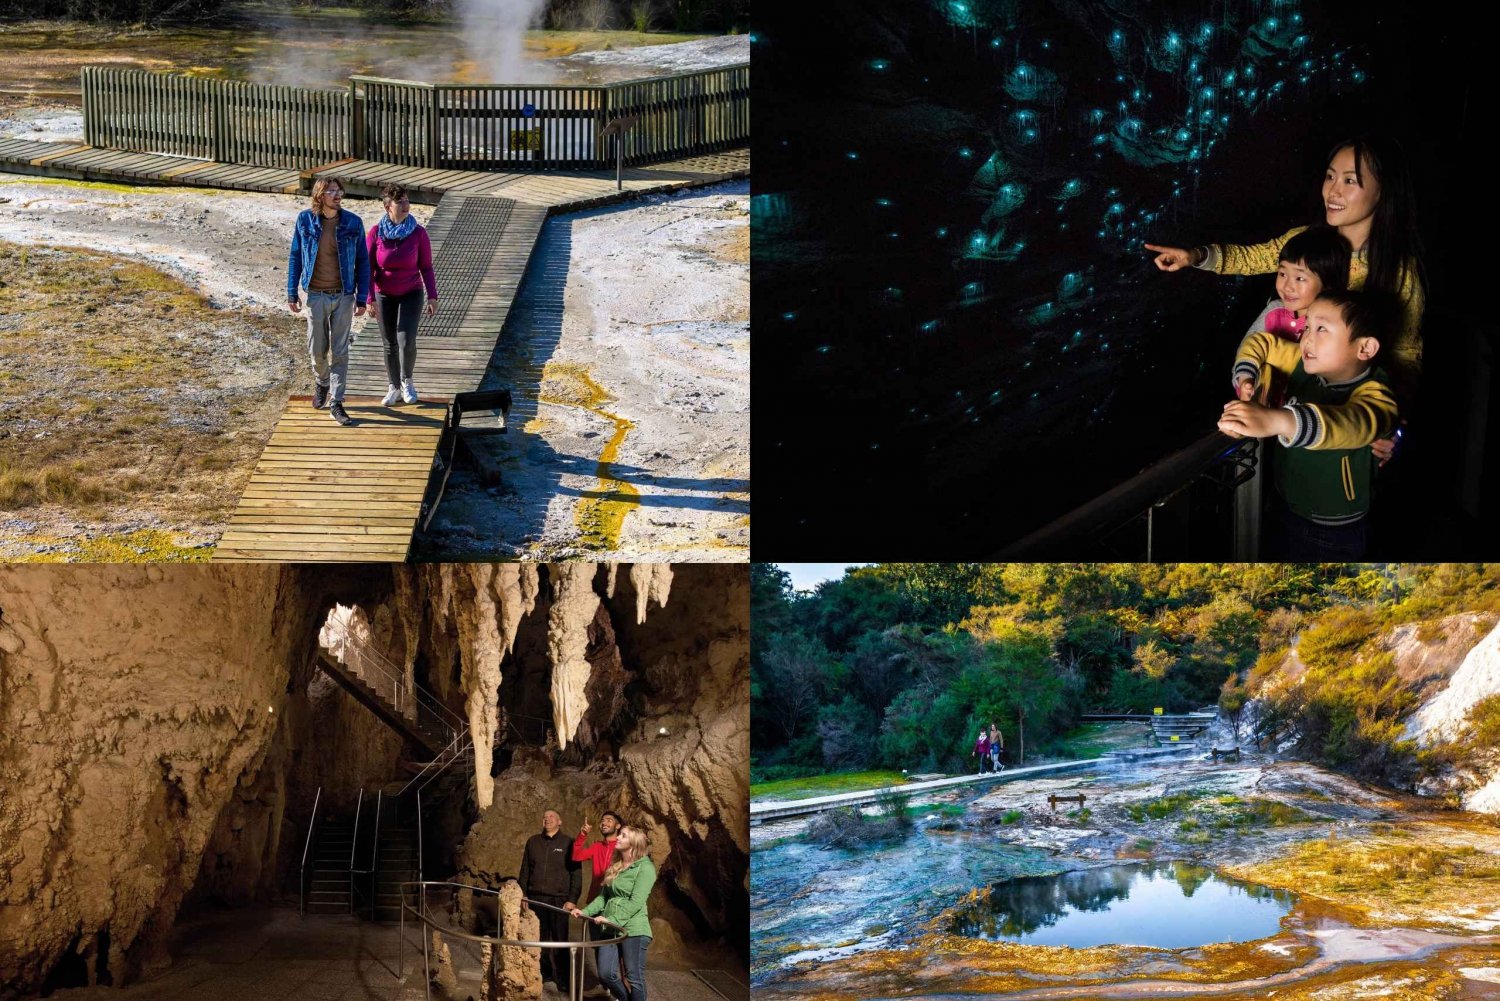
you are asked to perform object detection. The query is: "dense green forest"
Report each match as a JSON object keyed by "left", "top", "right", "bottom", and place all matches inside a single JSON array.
[
  {"left": 5, "top": 0, "right": 747, "bottom": 32},
  {"left": 751, "top": 564, "right": 1500, "bottom": 784}
]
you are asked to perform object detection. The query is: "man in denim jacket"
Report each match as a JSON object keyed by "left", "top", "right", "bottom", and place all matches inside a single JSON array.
[{"left": 287, "top": 177, "right": 371, "bottom": 426}]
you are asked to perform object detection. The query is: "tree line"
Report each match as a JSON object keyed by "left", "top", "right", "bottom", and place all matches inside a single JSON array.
[
  {"left": 752, "top": 563, "right": 1500, "bottom": 785},
  {"left": 9, "top": 0, "right": 748, "bottom": 32}
]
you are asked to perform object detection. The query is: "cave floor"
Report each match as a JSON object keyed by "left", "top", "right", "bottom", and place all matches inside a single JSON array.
[{"left": 52, "top": 908, "right": 738, "bottom": 1001}]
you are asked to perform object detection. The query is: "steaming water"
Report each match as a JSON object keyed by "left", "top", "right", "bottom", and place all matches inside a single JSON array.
[
  {"left": 750, "top": 823, "right": 1058, "bottom": 984},
  {"left": 950, "top": 862, "right": 1295, "bottom": 949}
]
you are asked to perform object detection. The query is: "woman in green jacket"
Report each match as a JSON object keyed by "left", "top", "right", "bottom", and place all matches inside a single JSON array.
[{"left": 567, "top": 826, "right": 655, "bottom": 1001}]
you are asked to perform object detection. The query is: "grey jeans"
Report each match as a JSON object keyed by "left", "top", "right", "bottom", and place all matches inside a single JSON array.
[{"left": 303, "top": 290, "right": 353, "bottom": 403}]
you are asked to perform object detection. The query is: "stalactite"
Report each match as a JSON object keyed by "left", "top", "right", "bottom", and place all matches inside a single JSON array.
[
  {"left": 629, "top": 563, "right": 674, "bottom": 624},
  {"left": 546, "top": 565, "right": 602, "bottom": 751}
]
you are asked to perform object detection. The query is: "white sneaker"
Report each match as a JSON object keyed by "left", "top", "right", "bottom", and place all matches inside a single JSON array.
[
  {"left": 401, "top": 379, "right": 419, "bottom": 404},
  {"left": 382, "top": 385, "right": 401, "bottom": 406}
]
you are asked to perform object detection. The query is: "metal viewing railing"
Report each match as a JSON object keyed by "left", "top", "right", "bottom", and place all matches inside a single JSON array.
[
  {"left": 997, "top": 431, "right": 1259, "bottom": 560},
  {"left": 399, "top": 881, "right": 628, "bottom": 1001}
]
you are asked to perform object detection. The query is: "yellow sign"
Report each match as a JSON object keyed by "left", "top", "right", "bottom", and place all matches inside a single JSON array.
[
  {"left": 1153, "top": 707, "right": 1164, "bottom": 716},
  {"left": 512, "top": 128, "right": 542, "bottom": 152},
  {"left": 1170, "top": 735, "right": 1180, "bottom": 742}
]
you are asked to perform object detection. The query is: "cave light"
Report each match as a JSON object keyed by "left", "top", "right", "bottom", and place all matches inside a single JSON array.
[{"left": 870, "top": 58, "right": 891, "bottom": 71}]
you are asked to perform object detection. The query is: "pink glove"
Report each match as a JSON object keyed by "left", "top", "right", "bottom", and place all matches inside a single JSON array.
[{"left": 1265, "top": 307, "right": 1306, "bottom": 341}]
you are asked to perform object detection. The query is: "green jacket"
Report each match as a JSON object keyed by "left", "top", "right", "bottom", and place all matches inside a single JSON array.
[{"left": 581, "top": 857, "right": 656, "bottom": 938}]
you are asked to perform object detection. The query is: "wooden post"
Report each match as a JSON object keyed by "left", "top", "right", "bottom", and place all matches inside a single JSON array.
[{"left": 428, "top": 84, "right": 439, "bottom": 169}]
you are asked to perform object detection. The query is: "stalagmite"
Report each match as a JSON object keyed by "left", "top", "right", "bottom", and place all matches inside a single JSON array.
[
  {"left": 547, "top": 565, "right": 603, "bottom": 750},
  {"left": 491, "top": 879, "right": 542, "bottom": 1000},
  {"left": 629, "top": 563, "right": 674, "bottom": 624}
]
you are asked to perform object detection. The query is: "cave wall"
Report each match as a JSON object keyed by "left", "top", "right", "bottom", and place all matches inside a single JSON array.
[{"left": 0, "top": 567, "right": 325, "bottom": 997}]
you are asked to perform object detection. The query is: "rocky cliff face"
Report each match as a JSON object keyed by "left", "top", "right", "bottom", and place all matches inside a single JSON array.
[
  {"left": 1406, "top": 619, "right": 1500, "bottom": 813},
  {"left": 0, "top": 563, "right": 747, "bottom": 999}
]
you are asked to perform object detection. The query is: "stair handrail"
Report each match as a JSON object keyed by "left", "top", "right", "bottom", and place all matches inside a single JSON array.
[
  {"left": 364, "top": 790, "right": 383, "bottom": 920},
  {"left": 322, "top": 632, "right": 467, "bottom": 749},
  {"left": 399, "top": 728, "right": 474, "bottom": 798},
  {"left": 417, "top": 790, "right": 424, "bottom": 886},
  {"left": 350, "top": 789, "right": 364, "bottom": 916},
  {"left": 300, "top": 786, "right": 322, "bottom": 917}
]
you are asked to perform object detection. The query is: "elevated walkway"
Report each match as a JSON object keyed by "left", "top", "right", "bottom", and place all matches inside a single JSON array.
[
  {"left": 750, "top": 746, "right": 1200, "bottom": 825},
  {"left": 0, "top": 138, "right": 747, "bottom": 207},
  {"left": 212, "top": 399, "right": 448, "bottom": 562},
  {"left": 0, "top": 136, "right": 747, "bottom": 563}
]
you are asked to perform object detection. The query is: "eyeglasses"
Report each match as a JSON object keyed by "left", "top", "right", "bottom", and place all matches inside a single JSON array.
[{"left": 325, "top": 190, "right": 344, "bottom": 199}]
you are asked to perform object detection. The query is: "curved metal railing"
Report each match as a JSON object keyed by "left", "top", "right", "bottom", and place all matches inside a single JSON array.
[{"left": 399, "top": 881, "right": 629, "bottom": 1001}]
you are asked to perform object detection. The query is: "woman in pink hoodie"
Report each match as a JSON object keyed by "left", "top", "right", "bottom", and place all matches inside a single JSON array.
[{"left": 367, "top": 182, "right": 438, "bottom": 405}]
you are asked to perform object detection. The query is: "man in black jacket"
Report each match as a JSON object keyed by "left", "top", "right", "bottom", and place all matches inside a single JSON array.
[{"left": 520, "top": 808, "right": 582, "bottom": 994}]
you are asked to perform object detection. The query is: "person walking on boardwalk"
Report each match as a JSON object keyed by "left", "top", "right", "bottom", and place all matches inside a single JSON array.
[
  {"left": 520, "top": 808, "right": 583, "bottom": 996},
  {"left": 287, "top": 177, "right": 370, "bottom": 427},
  {"left": 567, "top": 825, "right": 657, "bottom": 1001},
  {"left": 990, "top": 723, "right": 1005, "bottom": 773},
  {"left": 973, "top": 728, "right": 990, "bottom": 775},
  {"left": 367, "top": 182, "right": 437, "bottom": 406}
]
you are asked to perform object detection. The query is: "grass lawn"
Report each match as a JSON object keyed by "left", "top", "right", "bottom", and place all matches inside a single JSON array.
[{"left": 750, "top": 770, "right": 910, "bottom": 801}]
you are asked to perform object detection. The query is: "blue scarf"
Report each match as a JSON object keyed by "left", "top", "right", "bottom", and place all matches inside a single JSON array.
[{"left": 378, "top": 214, "right": 418, "bottom": 242}]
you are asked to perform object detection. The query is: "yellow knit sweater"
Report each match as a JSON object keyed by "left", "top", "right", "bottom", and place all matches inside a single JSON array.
[
  {"left": 1211, "top": 226, "right": 1424, "bottom": 392},
  {"left": 1233, "top": 332, "right": 1398, "bottom": 450}
]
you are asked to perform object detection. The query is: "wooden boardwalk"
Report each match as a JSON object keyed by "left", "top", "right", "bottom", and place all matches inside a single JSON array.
[
  {"left": 1, "top": 135, "right": 747, "bottom": 562},
  {"left": 212, "top": 399, "right": 448, "bottom": 563},
  {"left": 0, "top": 139, "right": 747, "bottom": 208},
  {"left": 347, "top": 194, "right": 549, "bottom": 397}
]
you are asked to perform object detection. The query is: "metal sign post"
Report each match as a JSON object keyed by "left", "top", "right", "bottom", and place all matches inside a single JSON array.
[{"left": 600, "top": 114, "right": 642, "bottom": 191}]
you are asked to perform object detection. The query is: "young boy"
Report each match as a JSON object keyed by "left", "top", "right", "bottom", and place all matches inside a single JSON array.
[{"left": 1218, "top": 289, "right": 1399, "bottom": 558}]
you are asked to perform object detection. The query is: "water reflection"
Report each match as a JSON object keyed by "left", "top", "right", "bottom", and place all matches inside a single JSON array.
[{"left": 950, "top": 862, "right": 1294, "bottom": 948}]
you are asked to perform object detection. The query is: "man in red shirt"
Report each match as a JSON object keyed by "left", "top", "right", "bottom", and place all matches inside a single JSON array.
[{"left": 572, "top": 811, "right": 623, "bottom": 903}]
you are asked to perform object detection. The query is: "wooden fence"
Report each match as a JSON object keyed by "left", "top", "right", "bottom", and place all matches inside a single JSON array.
[
  {"left": 82, "top": 62, "right": 750, "bottom": 172},
  {"left": 81, "top": 66, "right": 350, "bottom": 169}
]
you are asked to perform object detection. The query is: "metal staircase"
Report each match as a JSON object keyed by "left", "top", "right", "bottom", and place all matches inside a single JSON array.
[{"left": 305, "top": 815, "right": 356, "bottom": 915}]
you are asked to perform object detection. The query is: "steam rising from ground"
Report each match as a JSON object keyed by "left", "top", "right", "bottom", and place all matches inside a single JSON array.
[{"left": 460, "top": 0, "right": 554, "bottom": 83}]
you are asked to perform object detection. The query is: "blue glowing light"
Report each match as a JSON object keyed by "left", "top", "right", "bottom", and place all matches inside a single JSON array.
[
  {"left": 935, "top": 227, "right": 949, "bottom": 238},
  {"left": 1201, "top": 86, "right": 1215, "bottom": 100},
  {"left": 1198, "top": 22, "right": 1212, "bottom": 40},
  {"left": 920, "top": 320, "right": 940, "bottom": 333},
  {"left": 869, "top": 59, "right": 890, "bottom": 71},
  {"left": 991, "top": 36, "right": 1002, "bottom": 48},
  {"left": 1165, "top": 32, "right": 1181, "bottom": 51},
  {"left": 845, "top": 151, "right": 859, "bottom": 160},
  {"left": 958, "top": 146, "right": 974, "bottom": 158},
  {"left": 1090, "top": 108, "right": 1105, "bottom": 123},
  {"left": 1176, "top": 129, "right": 1191, "bottom": 142},
  {"left": 782, "top": 311, "right": 797, "bottom": 321},
  {"left": 1092, "top": 133, "right": 1108, "bottom": 145},
  {"left": 1352, "top": 70, "right": 1366, "bottom": 83},
  {"left": 875, "top": 197, "right": 892, "bottom": 207}
]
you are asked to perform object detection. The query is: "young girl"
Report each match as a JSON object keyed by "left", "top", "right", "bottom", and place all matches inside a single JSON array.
[
  {"left": 1233, "top": 226, "right": 1350, "bottom": 402},
  {"left": 1147, "top": 135, "right": 1425, "bottom": 450}
]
